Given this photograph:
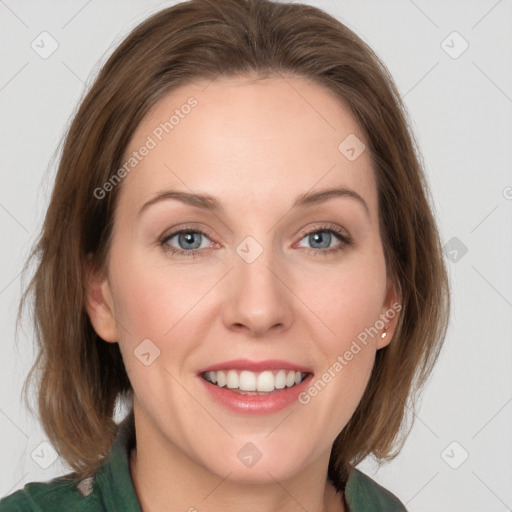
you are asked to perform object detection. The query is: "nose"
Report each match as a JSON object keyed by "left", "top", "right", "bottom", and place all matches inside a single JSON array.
[{"left": 221, "top": 244, "right": 293, "bottom": 338}]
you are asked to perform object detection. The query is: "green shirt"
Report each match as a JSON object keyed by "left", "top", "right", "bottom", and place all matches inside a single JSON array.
[{"left": 0, "top": 413, "right": 407, "bottom": 511}]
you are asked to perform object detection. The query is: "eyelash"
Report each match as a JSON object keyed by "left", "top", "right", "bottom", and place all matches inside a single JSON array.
[{"left": 158, "top": 224, "right": 352, "bottom": 259}]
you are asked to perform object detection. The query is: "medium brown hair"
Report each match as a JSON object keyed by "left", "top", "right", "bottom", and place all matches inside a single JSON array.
[{"left": 18, "top": 0, "right": 450, "bottom": 488}]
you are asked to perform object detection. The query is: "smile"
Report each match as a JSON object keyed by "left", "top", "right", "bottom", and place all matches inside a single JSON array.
[{"left": 201, "top": 369, "right": 310, "bottom": 394}]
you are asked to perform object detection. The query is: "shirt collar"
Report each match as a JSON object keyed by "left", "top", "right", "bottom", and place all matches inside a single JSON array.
[{"left": 94, "top": 408, "right": 142, "bottom": 512}]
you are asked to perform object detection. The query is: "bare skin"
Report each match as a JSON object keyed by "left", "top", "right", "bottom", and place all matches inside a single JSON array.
[{"left": 86, "top": 73, "right": 399, "bottom": 512}]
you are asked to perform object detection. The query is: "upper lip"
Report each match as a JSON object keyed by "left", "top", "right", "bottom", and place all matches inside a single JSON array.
[{"left": 197, "top": 359, "right": 313, "bottom": 375}]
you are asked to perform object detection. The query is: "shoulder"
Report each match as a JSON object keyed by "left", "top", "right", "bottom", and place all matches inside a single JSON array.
[
  {"left": 345, "top": 467, "right": 408, "bottom": 511},
  {"left": 0, "top": 473, "right": 104, "bottom": 512}
]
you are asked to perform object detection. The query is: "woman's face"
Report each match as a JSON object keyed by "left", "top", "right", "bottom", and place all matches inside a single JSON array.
[{"left": 87, "top": 74, "right": 399, "bottom": 483}]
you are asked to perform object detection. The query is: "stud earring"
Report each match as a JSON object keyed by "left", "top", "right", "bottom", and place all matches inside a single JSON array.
[{"left": 380, "top": 328, "right": 388, "bottom": 339}]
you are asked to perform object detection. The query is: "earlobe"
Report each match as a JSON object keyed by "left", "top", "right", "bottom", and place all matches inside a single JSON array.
[
  {"left": 85, "top": 260, "right": 119, "bottom": 343},
  {"left": 376, "top": 277, "right": 401, "bottom": 350},
  {"left": 376, "top": 326, "right": 391, "bottom": 349}
]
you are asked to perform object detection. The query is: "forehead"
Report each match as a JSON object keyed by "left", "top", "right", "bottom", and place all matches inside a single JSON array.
[{"left": 117, "top": 74, "right": 377, "bottom": 221}]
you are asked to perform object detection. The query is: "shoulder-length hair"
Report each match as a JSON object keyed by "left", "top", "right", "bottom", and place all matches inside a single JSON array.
[{"left": 18, "top": 0, "right": 450, "bottom": 488}]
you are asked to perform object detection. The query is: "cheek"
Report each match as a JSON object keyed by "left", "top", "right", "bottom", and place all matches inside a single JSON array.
[
  {"left": 107, "top": 251, "right": 202, "bottom": 405},
  {"left": 296, "top": 260, "right": 385, "bottom": 434},
  {"left": 107, "top": 244, "right": 220, "bottom": 388},
  {"left": 109, "top": 243, "right": 205, "bottom": 338},
  {"left": 296, "top": 249, "right": 387, "bottom": 409},
  {"left": 304, "top": 252, "right": 388, "bottom": 346},
  {"left": 112, "top": 272, "right": 171, "bottom": 340}
]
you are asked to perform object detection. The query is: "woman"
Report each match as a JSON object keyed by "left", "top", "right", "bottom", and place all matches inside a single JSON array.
[{"left": 0, "top": 0, "right": 449, "bottom": 510}]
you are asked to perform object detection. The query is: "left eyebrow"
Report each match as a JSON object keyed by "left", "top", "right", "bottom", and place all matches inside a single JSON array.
[
  {"left": 292, "top": 186, "right": 370, "bottom": 218},
  {"left": 136, "top": 185, "right": 370, "bottom": 219}
]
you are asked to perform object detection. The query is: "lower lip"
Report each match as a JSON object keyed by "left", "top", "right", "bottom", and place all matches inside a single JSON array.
[{"left": 198, "top": 374, "right": 314, "bottom": 415}]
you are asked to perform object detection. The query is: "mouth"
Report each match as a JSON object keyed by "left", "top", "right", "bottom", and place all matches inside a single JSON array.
[
  {"left": 197, "top": 359, "right": 314, "bottom": 414},
  {"left": 200, "top": 369, "right": 311, "bottom": 395}
]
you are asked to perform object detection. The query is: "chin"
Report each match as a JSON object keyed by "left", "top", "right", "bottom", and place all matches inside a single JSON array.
[{"left": 197, "top": 443, "right": 313, "bottom": 485}]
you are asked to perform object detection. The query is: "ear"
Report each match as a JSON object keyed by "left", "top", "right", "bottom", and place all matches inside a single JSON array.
[
  {"left": 376, "top": 276, "right": 402, "bottom": 350},
  {"left": 84, "top": 256, "right": 119, "bottom": 343}
]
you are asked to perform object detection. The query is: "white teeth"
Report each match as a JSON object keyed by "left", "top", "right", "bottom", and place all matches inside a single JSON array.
[
  {"left": 205, "top": 371, "right": 217, "bottom": 384},
  {"left": 226, "top": 370, "right": 238, "bottom": 389},
  {"left": 275, "top": 370, "right": 286, "bottom": 389},
  {"left": 257, "top": 371, "right": 274, "bottom": 392},
  {"left": 216, "top": 370, "right": 226, "bottom": 388},
  {"left": 239, "top": 370, "right": 257, "bottom": 391},
  {"left": 203, "top": 369, "right": 308, "bottom": 392}
]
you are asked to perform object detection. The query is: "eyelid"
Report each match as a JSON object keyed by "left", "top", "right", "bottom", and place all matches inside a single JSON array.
[
  {"left": 296, "top": 223, "right": 350, "bottom": 240},
  {"left": 160, "top": 223, "right": 215, "bottom": 240},
  {"left": 293, "top": 223, "right": 352, "bottom": 251},
  {"left": 159, "top": 222, "right": 349, "bottom": 243},
  {"left": 158, "top": 223, "right": 218, "bottom": 250},
  {"left": 158, "top": 222, "right": 352, "bottom": 256}
]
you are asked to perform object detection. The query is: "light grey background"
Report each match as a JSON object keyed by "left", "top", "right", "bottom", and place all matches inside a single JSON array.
[{"left": 1, "top": 1, "right": 511, "bottom": 510}]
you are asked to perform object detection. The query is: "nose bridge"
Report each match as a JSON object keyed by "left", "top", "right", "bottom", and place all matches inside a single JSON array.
[{"left": 222, "top": 232, "right": 292, "bottom": 335}]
